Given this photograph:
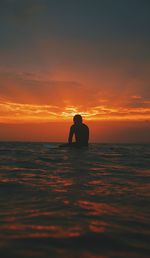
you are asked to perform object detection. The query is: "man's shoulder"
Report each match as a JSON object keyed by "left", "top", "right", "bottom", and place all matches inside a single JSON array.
[
  {"left": 70, "top": 123, "right": 89, "bottom": 130},
  {"left": 70, "top": 124, "right": 75, "bottom": 130},
  {"left": 82, "top": 123, "right": 89, "bottom": 129}
]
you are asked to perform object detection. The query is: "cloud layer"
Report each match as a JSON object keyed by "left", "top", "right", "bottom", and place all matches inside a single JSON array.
[{"left": 0, "top": 69, "right": 150, "bottom": 123}]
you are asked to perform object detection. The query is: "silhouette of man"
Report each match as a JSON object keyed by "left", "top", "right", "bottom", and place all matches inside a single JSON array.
[
  {"left": 60, "top": 114, "right": 89, "bottom": 148},
  {"left": 68, "top": 114, "right": 89, "bottom": 146}
]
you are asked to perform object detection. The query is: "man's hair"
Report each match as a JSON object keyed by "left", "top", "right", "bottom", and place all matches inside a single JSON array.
[{"left": 73, "top": 114, "right": 82, "bottom": 123}]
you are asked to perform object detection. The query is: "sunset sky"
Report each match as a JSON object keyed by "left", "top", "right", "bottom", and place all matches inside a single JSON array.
[{"left": 0, "top": 0, "right": 150, "bottom": 142}]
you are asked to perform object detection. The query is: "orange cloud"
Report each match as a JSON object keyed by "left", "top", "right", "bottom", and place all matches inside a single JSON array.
[
  {"left": 0, "top": 99, "right": 150, "bottom": 124},
  {"left": 0, "top": 68, "right": 150, "bottom": 124}
]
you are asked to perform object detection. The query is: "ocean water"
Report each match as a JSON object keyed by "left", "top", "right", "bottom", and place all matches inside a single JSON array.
[{"left": 0, "top": 142, "right": 150, "bottom": 258}]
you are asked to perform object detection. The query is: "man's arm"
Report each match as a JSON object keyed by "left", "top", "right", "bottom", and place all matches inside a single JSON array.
[
  {"left": 68, "top": 125, "right": 74, "bottom": 144},
  {"left": 87, "top": 127, "right": 89, "bottom": 142}
]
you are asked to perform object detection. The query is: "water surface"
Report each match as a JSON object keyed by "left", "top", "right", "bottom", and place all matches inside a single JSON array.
[{"left": 0, "top": 142, "right": 150, "bottom": 258}]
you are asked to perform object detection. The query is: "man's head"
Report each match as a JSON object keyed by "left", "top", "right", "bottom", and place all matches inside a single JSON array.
[{"left": 73, "top": 114, "right": 82, "bottom": 125}]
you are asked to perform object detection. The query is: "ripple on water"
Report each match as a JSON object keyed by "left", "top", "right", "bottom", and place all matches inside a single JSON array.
[{"left": 0, "top": 142, "right": 150, "bottom": 258}]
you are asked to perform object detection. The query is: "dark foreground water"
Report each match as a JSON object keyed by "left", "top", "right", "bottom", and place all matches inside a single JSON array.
[{"left": 0, "top": 142, "right": 150, "bottom": 258}]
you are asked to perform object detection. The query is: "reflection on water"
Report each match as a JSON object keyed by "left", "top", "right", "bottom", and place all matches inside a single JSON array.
[{"left": 0, "top": 142, "right": 150, "bottom": 258}]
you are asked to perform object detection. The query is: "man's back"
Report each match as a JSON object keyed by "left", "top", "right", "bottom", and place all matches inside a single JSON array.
[
  {"left": 59, "top": 114, "right": 89, "bottom": 148},
  {"left": 69, "top": 123, "right": 89, "bottom": 146}
]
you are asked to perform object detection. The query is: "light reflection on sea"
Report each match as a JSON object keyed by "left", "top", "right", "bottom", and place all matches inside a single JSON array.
[{"left": 0, "top": 142, "right": 150, "bottom": 258}]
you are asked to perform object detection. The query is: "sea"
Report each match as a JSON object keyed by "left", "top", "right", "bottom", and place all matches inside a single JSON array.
[{"left": 0, "top": 142, "right": 150, "bottom": 258}]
